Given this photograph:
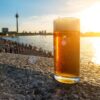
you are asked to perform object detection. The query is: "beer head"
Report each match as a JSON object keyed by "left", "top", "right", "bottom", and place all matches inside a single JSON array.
[{"left": 54, "top": 17, "right": 80, "bottom": 32}]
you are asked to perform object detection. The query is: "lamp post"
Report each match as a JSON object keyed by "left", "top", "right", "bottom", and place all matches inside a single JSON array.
[{"left": 15, "top": 13, "right": 19, "bottom": 33}]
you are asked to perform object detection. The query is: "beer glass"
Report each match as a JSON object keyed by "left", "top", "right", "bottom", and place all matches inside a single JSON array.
[{"left": 54, "top": 18, "right": 80, "bottom": 84}]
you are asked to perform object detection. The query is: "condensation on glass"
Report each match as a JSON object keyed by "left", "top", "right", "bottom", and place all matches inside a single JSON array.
[{"left": 54, "top": 17, "right": 80, "bottom": 84}]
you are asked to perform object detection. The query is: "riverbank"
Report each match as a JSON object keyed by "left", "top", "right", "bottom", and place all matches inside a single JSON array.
[{"left": 0, "top": 53, "right": 100, "bottom": 100}]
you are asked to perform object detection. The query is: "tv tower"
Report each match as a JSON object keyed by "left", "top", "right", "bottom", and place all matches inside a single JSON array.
[{"left": 15, "top": 13, "right": 19, "bottom": 33}]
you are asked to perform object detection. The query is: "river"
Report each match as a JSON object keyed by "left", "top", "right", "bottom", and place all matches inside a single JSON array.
[{"left": 3, "top": 36, "right": 100, "bottom": 64}]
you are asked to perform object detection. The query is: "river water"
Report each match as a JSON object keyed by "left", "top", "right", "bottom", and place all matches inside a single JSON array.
[
  {"left": 3, "top": 36, "right": 100, "bottom": 64},
  {"left": 4, "top": 36, "right": 53, "bottom": 53}
]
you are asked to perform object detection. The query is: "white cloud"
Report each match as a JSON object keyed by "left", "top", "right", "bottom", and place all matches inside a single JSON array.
[{"left": 61, "top": 0, "right": 100, "bottom": 14}]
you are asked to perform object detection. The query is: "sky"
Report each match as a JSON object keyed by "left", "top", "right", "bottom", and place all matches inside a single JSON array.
[{"left": 0, "top": 0, "right": 100, "bottom": 32}]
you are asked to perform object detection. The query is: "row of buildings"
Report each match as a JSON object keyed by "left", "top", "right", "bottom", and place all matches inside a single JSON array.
[
  {"left": 0, "top": 28, "right": 47, "bottom": 35},
  {"left": 0, "top": 28, "right": 47, "bottom": 34}
]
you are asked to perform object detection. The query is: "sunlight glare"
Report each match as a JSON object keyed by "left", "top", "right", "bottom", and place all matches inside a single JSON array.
[{"left": 80, "top": 2, "right": 100, "bottom": 32}]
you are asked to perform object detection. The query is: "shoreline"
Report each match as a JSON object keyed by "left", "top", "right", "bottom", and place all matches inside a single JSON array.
[{"left": 0, "top": 37, "right": 53, "bottom": 58}]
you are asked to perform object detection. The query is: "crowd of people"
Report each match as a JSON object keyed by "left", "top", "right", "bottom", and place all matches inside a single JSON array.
[{"left": 0, "top": 38, "right": 53, "bottom": 57}]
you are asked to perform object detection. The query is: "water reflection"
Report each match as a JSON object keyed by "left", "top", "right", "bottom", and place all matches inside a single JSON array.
[
  {"left": 91, "top": 37, "right": 100, "bottom": 64},
  {"left": 81, "top": 37, "right": 100, "bottom": 65}
]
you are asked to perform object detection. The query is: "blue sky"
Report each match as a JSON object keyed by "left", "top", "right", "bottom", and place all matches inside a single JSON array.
[
  {"left": 0, "top": 0, "right": 100, "bottom": 32},
  {"left": 0, "top": 0, "right": 64, "bottom": 17}
]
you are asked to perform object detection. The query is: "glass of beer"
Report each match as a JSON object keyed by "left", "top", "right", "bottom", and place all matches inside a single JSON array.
[{"left": 54, "top": 17, "right": 80, "bottom": 84}]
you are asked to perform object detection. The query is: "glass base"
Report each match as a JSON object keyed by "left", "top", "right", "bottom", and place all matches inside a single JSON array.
[{"left": 54, "top": 75, "right": 80, "bottom": 84}]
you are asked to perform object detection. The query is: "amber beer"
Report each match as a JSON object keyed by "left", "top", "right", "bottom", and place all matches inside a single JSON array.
[{"left": 54, "top": 18, "right": 80, "bottom": 84}]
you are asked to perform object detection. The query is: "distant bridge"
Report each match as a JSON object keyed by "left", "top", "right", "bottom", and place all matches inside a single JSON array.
[{"left": 0, "top": 32, "right": 53, "bottom": 37}]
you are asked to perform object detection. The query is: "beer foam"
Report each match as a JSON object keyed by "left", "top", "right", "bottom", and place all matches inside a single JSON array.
[{"left": 54, "top": 17, "right": 80, "bottom": 32}]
